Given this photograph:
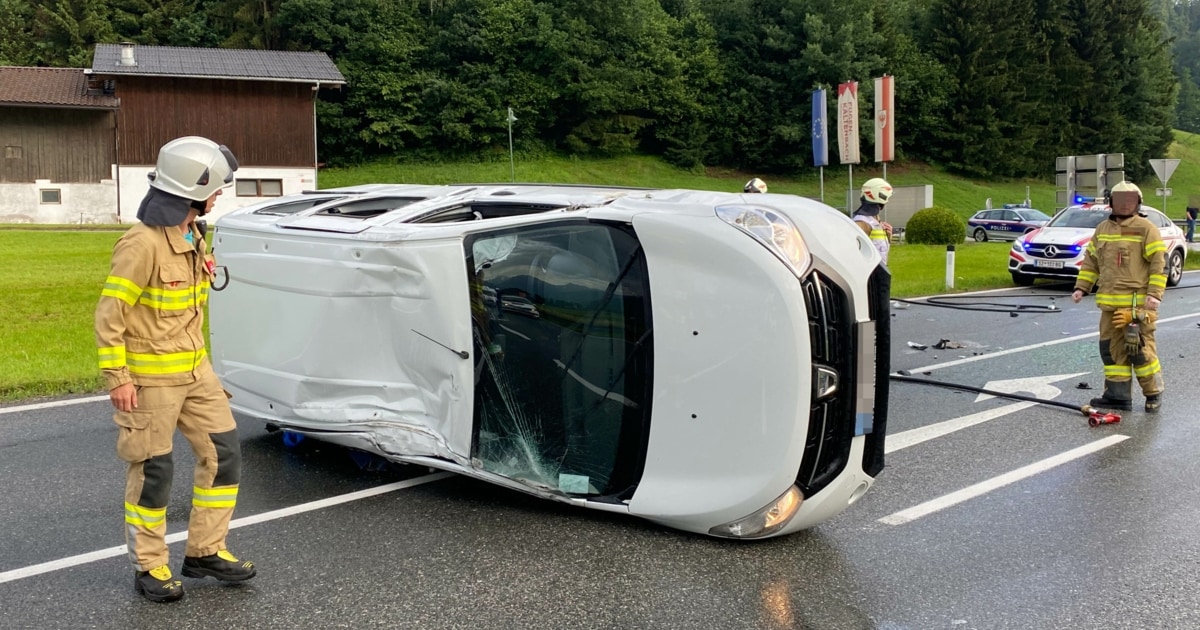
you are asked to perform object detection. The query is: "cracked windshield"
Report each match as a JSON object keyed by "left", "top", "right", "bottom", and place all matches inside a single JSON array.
[{"left": 468, "top": 222, "right": 652, "bottom": 498}]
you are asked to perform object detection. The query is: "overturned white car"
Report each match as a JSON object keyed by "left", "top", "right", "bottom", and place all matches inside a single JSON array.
[{"left": 210, "top": 183, "right": 890, "bottom": 538}]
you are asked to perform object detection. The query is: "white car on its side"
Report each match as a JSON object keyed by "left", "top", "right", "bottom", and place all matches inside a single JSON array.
[
  {"left": 1009, "top": 201, "right": 1187, "bottom": 287},
  {"left": 209, "top": 183, "right": 890, "bottom": 539}
]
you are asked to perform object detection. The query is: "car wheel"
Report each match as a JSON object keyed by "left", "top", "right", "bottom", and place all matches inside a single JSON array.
[
  {"left": 1167, "top": 249, "right": 1184, "bottom": 287},
  {"left": 1011, "top": 271, "right": 1035, "bottom": 286},
  {"left": 973, "top": 228, "right": 988, "bottom": 242}
]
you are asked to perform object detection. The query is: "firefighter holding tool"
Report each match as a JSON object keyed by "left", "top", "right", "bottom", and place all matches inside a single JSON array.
[
  {"left": 95, "top": 137, "right": 256, "bottom": 603},
  {"left": 1071, "top": 181, "right": 1167, "bottom": 413}
]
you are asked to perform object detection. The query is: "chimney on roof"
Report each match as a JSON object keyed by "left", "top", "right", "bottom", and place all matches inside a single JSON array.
[{"left": 119, "top": 42, "right": 136, "bottom": 67}]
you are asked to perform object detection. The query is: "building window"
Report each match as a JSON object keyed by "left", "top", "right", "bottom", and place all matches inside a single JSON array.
[
  {"left": 40, "top": 189, "right": 62, "bottom": 204},
  {"left": 4, "top": 146, "right": 21, "bottom": 159},
  {"left": 236, "top": 179, "right": 284, "bottom": 197}
]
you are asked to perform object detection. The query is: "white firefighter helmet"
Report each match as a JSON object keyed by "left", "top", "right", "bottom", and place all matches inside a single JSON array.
[
  {"left": 861, "top": 178, "right": 893, "bottom": 205},
  {"left": 1109, "top": 180, "right": 1142, "bottom": 199},
  {"left": 744, "top": 178, "right": 768, "bottom": 193},
  {"left": 148, "top": 136, "right": 239, "bottom": 202}
]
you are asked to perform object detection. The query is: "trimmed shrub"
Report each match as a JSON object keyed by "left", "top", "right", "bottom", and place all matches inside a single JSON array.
[{"left": 905, "top": 206, "right": 965, "bottom": 245}]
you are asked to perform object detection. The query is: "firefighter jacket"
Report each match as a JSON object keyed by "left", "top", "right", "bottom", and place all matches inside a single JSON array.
[
  {"left": 1073, "top": 213, "right": 1167, "bottom": 311},
  {"left": 95, "top": 223, "right": 213, "bottom": 390}
]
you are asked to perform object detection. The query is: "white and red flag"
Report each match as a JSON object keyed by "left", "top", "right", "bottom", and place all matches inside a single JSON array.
[{"left": 874, "top": 75, "right": 894, "bottom": 163}]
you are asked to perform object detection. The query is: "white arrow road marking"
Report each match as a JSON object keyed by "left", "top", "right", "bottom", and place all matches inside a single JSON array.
[
  {"left": 0, "top": 472, "right": 453, "bottom": 585},
  {"left": 879, "top": 435, "right": 1130, "bottom": 526},
  {"left": 886, "top": 402, "right": 1036, "bottom": 453},
  {"left": 973, "top": 372, "right": 1087, "bottom": 402},
  {"left": 887, "top": 372, "right": 1088, "bottom": 453}
]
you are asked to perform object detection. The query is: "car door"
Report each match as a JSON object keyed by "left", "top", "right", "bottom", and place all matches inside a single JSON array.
[{"left": 994, "top": 210, "right": 1020, "bottom": 240}]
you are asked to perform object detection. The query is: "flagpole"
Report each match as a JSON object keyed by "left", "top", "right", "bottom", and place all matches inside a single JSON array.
[
  {"left": 848, "top": 164, "right": 854, "bottom": 214},
  {"left": 819, "top": 167, "right": 825, "bottom": 202}
]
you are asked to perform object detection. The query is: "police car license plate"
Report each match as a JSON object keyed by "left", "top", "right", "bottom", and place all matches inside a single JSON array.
[{"left": 1035, "top": 259, "right": 1064, "bottom": 269}]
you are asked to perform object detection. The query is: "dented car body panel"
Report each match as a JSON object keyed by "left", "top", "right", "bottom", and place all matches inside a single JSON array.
[{"left": 211, "top": 184, "right": 889, "bottom": 538}]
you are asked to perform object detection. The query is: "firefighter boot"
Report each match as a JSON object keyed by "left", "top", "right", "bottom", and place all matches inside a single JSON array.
[
  {"left": 1089, "top": 396, "right": 1133, "bottom": 411},
  {"left": 181, "top": 550, "right": 256, "bottom": 582},
  {"left": 1145, "top": 394, "right": 1162, "bottom": 413},
  {"left": 135, "top": 565, "right": 185, "bottom": 603}
]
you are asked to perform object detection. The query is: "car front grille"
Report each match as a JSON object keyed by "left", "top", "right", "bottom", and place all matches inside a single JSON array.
[
  {"left": 797, "top": 272, "right": 856, "bottom": 496},
  {"left": 1023, "top": 243, "right": 1080, "bottom": 259}
]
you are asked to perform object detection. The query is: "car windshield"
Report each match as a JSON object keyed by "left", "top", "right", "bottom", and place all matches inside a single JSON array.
[
  {"left": 1017, "top": 209, "right": 1052, "bottom": 222},
  {"left": 466, "top": 221, "right": 652, "bottom": 499},
  {"left": 1048, "top": 208, "right": 1108, "bottom": 229}
]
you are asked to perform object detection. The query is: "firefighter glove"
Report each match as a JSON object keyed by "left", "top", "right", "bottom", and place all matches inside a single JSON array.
[
  {"left": 1111, "top": 308, "right": 1134, "bottom": 329},
  {"left": 1124, "top": 321, "right": 1142, "bottom": 356}
]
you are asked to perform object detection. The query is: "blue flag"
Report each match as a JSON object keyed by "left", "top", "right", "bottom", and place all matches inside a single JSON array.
[{"left": 812, "top": 89, "right": 829, "bottom": 167}]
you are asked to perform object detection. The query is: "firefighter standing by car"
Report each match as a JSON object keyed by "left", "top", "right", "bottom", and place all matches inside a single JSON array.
[
  {"left": 1071, "top": 181, "right": 1167, "bottom": 412},
  {"left": 95, "top": 137, "right": 256, "bottom": 603},
  {"left": 852, "top": 178, "right": 894, "bottom": 264}
]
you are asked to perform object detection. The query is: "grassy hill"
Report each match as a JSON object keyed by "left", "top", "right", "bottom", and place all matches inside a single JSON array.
[{"left": 319, "top": 130, "right": 1200, "bottom": 221}]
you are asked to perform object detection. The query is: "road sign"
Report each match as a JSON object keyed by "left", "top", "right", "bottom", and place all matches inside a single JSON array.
[
  {"left": 1149, "top": 158, "right": 1181, "bottom": 184},
  {"left": 1156, "top": 188, "right": 1173, "bottom": 197}
]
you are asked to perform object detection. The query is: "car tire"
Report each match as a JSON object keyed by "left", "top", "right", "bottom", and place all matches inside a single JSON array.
[
  {"left": 973, "top": 228, "right": 988, "bottom": 242},
  {"left": 1167, "top": 249, "right": 1184, "bottom": 287},
  {"left": 1011, "top": 271, "right": 1035, "bottom": 286}
]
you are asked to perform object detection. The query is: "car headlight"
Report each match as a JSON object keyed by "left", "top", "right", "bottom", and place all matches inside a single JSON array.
[
  {"left": 716, "top": 205, "right": 813, "bottom": 276},
  {"left": 708, "top": 486, "right": 803, "bottom": 539},
  {"left": 1012, "top": 240, "right": 1025, "bottom": 252}
]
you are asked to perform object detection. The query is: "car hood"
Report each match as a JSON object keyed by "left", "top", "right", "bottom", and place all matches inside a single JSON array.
[{"left": 1024, "top": 227, "right": 1092, "bottom": 245}]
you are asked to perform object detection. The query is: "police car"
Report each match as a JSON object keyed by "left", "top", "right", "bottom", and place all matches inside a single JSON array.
[
  {"left": 1008, "top": 200, "right": 1186, "bottom": 286},
  {"left": 209, "top": 183, "right": 890, "bottom": 539},
  {"left": 966, "top": 204, "right": 1052, "bottom": 242}
]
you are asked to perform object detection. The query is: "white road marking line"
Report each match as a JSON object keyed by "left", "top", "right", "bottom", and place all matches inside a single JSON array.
[
  {"left": 904, "top": 311, "right": 1200, "bottom": 374},
  {"left": 878, "top": 435, "right": 1129, "bottom": 526},
  {"left": 0, "top": 395, "right": 108, "bottom": 416},
  {"left": 0, "top": 471, "right": 453, "bottom": 585},
  {"left": 885, "top": 402, "right": 1037, "bottom": 453}
]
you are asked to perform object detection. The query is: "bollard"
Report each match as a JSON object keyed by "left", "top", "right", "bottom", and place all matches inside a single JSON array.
[{"left": 945, "top": 244, "right": 955, "bottom": 289}]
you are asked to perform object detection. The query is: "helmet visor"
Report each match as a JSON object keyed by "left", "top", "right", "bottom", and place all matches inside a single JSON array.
[{"left": 1110, "top": 191, "right": 1139, "bottom": 215}]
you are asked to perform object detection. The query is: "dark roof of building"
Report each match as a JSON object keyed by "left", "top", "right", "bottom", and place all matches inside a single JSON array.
[
  {"left": 91, "top": 44, "right": 346, "bottom": 85},
  {"left": 0, "top": 66, "right": 119, "bottom": 109}
]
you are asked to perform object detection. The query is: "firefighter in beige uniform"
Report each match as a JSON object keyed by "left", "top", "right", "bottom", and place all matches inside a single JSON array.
[
  {"left": 1071, "top": 181, "right": 1167, "bottom": 412},
  {"left": 95, "top": 137, "right": 256, "bottom": 603}
]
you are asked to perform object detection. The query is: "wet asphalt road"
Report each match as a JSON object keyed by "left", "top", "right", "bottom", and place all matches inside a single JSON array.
[{"left": 5, "top": 275, "right": 1200, "bottom": 629}]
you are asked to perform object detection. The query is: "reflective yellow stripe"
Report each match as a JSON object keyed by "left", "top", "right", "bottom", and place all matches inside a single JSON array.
[
  {"left": 1095, "top": 234, "right": 1143, "bottom": 243},
  {"left": 198, "top": 281, "right": 211, "bottom": 306},
  {"left": 1134, "top": 360, "right": 1162, "bottom": 378},
  {"left": 126, "top": 348, "right": 207, "bottom": 375},
  {"left": 138, "top": 285, "right": 198, "bottom": 311},
  {"left": 98, "top": 346, "right": 126, "bottom": 369},
  {"left": 1104, "top": 365, "right": 1133, "bottom": 377},
  {"left": 869, "top": 230, "right": 887, "bottom": 241},
  {"left": 1145, "top": 241, "right": 1166, "bottom": 256},
  {"left": 1095, "top": 293, "right": 1146, "bottom": 307},
  {"left": 1078, "top": 270, "right": 1098, "bottom": 283},
  {"left": 1149, "top": 274, "right": 1167, "bottom": 288},
  {"left": 124, "top": 502, "right": 166, "bottom": 527},
  {"left": 193, "top": 485, "right": 238, "bottom": 509},
  {"left": 101, "top": 276, "right": 142, "bottom": 306},
  {"left": 1086, "top": 242, "right": 1097, "bottom": 255}
]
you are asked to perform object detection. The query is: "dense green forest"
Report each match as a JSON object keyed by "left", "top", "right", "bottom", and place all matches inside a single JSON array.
[{"left": 2, "top": 0, "right": 1199, "bottom": 180}]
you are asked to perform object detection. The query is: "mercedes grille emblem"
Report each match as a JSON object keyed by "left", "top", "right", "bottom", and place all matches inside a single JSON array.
[{"left": 1044, "top": 245, "right": 1059, "bottom": 257}]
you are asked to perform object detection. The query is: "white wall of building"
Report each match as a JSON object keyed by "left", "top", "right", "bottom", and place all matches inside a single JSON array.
[
  {"left": 118, "top": 165, "right": 319, "bottom": 223},
  {"left": 0, "top": 166, "right": 318, "bottom": 225},
  {"left": 0, "top": 179, "right": 119, "bottom": 224}
]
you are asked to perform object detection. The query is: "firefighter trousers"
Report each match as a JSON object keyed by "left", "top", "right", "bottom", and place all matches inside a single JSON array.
[
  {"left": 113, "top": 361, "right": 241, "bottom": 571},
  {"left": 1097, "top": 310, "right": 1164, "bottom": 402}
]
